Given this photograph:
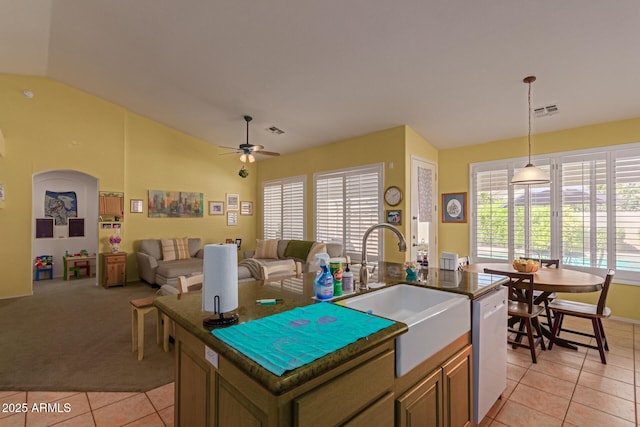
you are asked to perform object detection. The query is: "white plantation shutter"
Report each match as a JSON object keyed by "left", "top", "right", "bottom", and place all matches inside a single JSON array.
[
  {"left": 474, "top": 169, "right": 510, "bottom": 260},
  {"left": 559, "top": 155, "right": 608, "bottom": 269},
  {"left": 315, "top": 164, "right": 383, "bottom": 262},
  {"left": 613, "top": 149, "right": 640, "bottom": 282},
  {"left": 262, "top": 176, "right": 305, "bottom": 240},
  {"left": 471, "top": 143, "right": 640, "bottom": 285}
]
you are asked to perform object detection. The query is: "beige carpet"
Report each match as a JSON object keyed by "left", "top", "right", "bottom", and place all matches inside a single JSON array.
[{"left": 0, "top": 278, "right": 174, "bottom": 392}]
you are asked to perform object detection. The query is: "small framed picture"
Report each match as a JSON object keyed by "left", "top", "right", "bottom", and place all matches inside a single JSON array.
[
  {"left": 209, "top": 201, "right": 224, "bottom": 215},
  {"left": 386, "top": 209, "right": 402, "bottom": 225},
  {"left": 225, "top": 238, "right": 234, "bottom": 244},
  {"left": 226, "top": 193, "right": 239, "bottom": 211},
  {"left": 240, "top": 201, "right": 253, "bottom": 215},
  {"left": 227, "top": 211, "right": 238, "bottom": 226},
  {"left": 442, "top": 192, "right": 467, "bottom": 223},
  {"left": 130, "top": 199, "right": 143, "bottom": 213},
  {"left": 235, "top": 238, "right": 242, "bottom": 249}
]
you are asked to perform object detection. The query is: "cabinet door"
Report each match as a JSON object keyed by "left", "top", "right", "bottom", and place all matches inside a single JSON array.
[
  {"left": 396, "top": 367, "right": 443, "bottom": 427},
  {"left": 442, "top": 345, "right": 473, "bottom": 427}
]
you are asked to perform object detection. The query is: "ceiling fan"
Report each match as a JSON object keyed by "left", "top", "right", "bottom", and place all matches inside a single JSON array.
[{"left": 221, "top": 115, "right": 280, "bottom": 163}]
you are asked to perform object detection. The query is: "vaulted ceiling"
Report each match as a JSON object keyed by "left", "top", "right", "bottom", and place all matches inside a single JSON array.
[{"left": 2, "top": 0, "right": 639, "bottom": 157}]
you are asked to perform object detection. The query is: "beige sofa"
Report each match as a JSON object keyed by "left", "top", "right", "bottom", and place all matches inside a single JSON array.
[
  {"left": 136, "top": 238, "right": 204, "bottom": 287},
  {"left": 238, "top": 239, "right": 346, "bottom": 281}
]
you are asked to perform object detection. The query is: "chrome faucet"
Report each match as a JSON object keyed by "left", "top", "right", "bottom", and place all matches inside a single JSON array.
[{"left": 359, "top": 223, "right": 408, "bottom": 290}]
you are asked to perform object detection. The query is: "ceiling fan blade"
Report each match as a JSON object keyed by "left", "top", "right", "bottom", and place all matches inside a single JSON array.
[
  {"left": 258, "top": 150, "right": 280, "bottom": 156},
  {"left": 249, "top": 144, "right": 265, "bottom": 152},
  {"left": 220, "top": 146, "right": 240, "bottom": 151}
]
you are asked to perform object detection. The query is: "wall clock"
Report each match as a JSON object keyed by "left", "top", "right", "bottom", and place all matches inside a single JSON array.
[{"left": 384, "top": 186, "right": 403, "bottom": 206}]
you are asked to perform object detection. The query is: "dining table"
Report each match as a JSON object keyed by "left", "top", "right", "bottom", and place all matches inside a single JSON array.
[{"left": 462, "top": 262, "right": 605, "bottom": 350}]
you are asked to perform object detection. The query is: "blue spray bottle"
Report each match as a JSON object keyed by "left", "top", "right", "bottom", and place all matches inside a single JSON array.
[{"left": 314, "top": 253, "right": 334, "bottom": 300}]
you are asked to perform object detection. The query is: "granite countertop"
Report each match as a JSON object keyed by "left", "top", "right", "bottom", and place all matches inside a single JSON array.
[
  {"left": 153, "top": 263, "right": 504, "bottom": 395},
  {"left": 154, "top": 274, "right": 407, "bottom": 395},
  {"left": 370, "top": 262, "right": 507, "bottom": 299}
]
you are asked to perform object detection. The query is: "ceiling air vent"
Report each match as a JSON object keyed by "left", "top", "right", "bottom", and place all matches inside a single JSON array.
[
  {"left": 267, "top": 126, "right": 285, "bottom": 135},
  {"left": 533, "top": 104, "right": 559, "bottom": 118}
]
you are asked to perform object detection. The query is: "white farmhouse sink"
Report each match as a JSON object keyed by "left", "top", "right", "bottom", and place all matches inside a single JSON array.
[{"left": 340, "top": 284, "right": 470, "bottom": 377}]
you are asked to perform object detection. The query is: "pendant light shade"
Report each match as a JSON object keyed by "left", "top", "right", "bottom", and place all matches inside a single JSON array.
[{"left": 511, "top": 76, "right": 550, "bottom": 185}]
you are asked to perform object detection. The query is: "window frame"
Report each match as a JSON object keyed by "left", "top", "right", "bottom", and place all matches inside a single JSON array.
[
  {"left": 261, "top": 175, "right": 306, "bottom": 240},
  {"left": 313, "top": 163, "right": 384, "bottom": 262},
  {"left": 470, "top": 142, "right": 640, "bottom": 285}
]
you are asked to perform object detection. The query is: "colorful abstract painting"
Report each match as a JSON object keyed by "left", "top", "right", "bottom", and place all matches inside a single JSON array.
[
  {"left": 45, "top": 191, "right": 77, "bottom": 225},
  {"left": 148, "top": 190, "right": 203, "bottom": 218}
]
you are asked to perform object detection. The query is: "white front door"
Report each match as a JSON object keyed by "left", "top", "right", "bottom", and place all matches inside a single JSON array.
[{"left": 410, "top": 157, "right": 437, "bottom": 267}]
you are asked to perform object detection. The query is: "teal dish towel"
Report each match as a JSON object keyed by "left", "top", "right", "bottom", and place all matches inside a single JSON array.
[{"left": 212, "top": 302, "right": 394, "bottom": 376}]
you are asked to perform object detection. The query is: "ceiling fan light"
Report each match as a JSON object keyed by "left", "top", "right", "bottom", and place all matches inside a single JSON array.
[
  {"left": 248, "top": 154, "right": 255, "bottom": 163},
  {"left": 511, "top": 164, "right": 551, "bottom": 185},
  {"left": 239, "top": 153, "right": 247, "bottom": 163}
]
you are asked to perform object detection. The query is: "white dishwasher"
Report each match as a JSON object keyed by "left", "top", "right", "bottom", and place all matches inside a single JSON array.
[{"left": 472, "top": 285, "right": 507, "bottom": 424}]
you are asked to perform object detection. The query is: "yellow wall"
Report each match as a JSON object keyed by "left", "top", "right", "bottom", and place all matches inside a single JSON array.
[
  {"left": 257, "top": 125, "right": 440, "bottom": 264},
  {"left": 0, "top": 74, "right": 255, "bottom": 298},
  {"left": 438, "top": 117, "right": 640, "bottom": 320}
]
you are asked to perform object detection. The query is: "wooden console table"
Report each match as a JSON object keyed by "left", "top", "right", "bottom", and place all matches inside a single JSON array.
[{"left": 63, "top": 255, "right": 96, "bottom": 280}]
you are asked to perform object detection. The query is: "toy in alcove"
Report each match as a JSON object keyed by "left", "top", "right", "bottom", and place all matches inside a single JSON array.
[
  {"left": 35, "top": 256, "right": 53, "bottom": 269},
  {"left": 80, "top": 249, "right": 88, "bottom": 256}
]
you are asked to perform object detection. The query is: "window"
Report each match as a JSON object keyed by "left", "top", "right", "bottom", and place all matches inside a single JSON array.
[
  {"left": 314, "top": 164, "right": 383, "bottom": 262},
  {"left": 471, "top": 143, "right": 640, "bottom": 285},
  {"left": 262, "top": 176, "right": 305, "bottom": 240}
]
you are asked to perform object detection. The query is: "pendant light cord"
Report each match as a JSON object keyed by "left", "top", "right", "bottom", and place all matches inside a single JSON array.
[{"left": 527, "top": 78, "right": 532, "bottom": 165}]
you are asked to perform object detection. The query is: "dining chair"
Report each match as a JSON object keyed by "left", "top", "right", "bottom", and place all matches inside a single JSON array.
[
  {"left": 547, "top": 269, "right": 615, "bottom": 364},
  {"left": 177, "top": 273, "right": 204, "bottom": 294},
  {"left": 520, "top": 258, "right": 560, "bottom": 328},
  {"left": 157, "top": 273, "right": 205, "bottom": 352},
  {"left": 484, "top": 268, "right": 546, "bottom": 363}
]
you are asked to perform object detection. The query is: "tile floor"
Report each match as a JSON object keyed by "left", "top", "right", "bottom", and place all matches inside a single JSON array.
[
  {"left": 481, "top": 317, "right": 639, "bottom": 426},
  {"left": 0, "top": 318, "right": 638, "bottom": 426}
]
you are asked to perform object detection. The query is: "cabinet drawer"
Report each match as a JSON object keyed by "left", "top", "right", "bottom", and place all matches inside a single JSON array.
[
  {"left": 106, "top": 255, "right": 126, "bottom": 264},
  {"left": 294, "top": 349, "right": 394, "bottom": 426}
]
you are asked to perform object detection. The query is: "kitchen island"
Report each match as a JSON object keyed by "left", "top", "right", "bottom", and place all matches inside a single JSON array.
[{"left": 154, "top": 264, "right": 505, "bottom": 426}]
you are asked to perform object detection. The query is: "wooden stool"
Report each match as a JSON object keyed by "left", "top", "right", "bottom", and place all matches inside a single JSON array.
[{"left": 130, "top": 296, "right": 162, "bottom": 360}]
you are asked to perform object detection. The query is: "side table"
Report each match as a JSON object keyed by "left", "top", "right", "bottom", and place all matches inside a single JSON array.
[{"left": 102, "top": 252, "right": 127, "bottom": 288}]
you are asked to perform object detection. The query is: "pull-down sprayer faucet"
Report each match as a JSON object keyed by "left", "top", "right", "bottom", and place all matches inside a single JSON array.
[{"left": 359, "top": 223, "right": 408, "bottom": 290}]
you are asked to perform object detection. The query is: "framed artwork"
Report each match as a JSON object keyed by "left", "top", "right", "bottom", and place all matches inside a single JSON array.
[
  {"left": 225, "top": 238, "right": 234, "bottom": 244},
  {"left": 226, "top": 193, "right": 239, "bottom": 211},
  {"left": 209, "top": 201, "right": 224, "bottom": 215},
  {"left": 235, "top": 238, "right": 242, "bottom": 249},
  {"left": 442, "top": 192, "right": 467, "bottom": 223},
  {"left": 68, "top": 218, "right": 85, "bottom": 237},
  {"left": 35, "top": 218, "right": 54, "bottom": 238},
  {"left": 148, "top": 190, "right": 203, "bottom": 218},
  {"left": 130, "top": 199, "right": 143, "bottom": 213},
  {"left": 386, "top": 209, "right": 402, "bottom": 225},
  {"left": 227, "top": 211, "right": 238, "bottom": 226},
  {"left": 240, "top": 201, "right": 253, "bottom": 215}
]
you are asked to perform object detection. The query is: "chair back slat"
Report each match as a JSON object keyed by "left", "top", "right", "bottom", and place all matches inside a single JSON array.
[
  {"left": 520, "top": 258, "right": 560, "bottom": 268},
  {"left": 177, "top": 273, "right": 203, "bottom": 294},
  {"left": 484, "top": 268, "right": 535, "bottom": 314},
  {"left": 596, "top": 269, "right": 615, "bottom": 315}
]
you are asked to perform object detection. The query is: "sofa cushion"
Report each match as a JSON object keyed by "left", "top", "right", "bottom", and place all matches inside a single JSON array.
[
  {"left": 140, "top": 239, "right": 163, "bottom": 261},
  {"left": 283, "top": 240, "right": 315, "bottom": 262},
  {"left": 157, "top": 258, "right": 203, "bottom": 279},
  {"left": 161, "top": 237, "right": 190, "bottom": 261},
  {"left": 255, "top": 239, "right": 278, "bottom": 259},
  {"left": 306, "top": 242, "right": 327, "bottom": 263}
]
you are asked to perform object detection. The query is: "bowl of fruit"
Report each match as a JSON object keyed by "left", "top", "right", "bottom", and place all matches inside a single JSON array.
[{"left": 512, "top": 259, "right": 539, "bottom": 273}]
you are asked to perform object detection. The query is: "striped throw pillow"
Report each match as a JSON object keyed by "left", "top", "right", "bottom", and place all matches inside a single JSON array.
[
  {"left": 161, "top": 238, "right": 191, "bottom": 261},
  {"left": 254, "top": 239, "right": 279, "bottom": 259}
]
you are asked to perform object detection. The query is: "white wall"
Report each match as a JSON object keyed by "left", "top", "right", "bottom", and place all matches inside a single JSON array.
[{"left": 32, "top": 170, "right": 98, "bottom": 280}]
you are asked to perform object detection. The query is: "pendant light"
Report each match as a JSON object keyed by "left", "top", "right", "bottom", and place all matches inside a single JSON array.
[{"left": 511, "top": 76, "right": 550, "bottom": 185}]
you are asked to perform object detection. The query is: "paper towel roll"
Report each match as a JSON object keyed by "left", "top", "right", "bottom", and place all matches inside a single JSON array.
[{"left": 202, "top": 244, "right": 239, "bottom": 314}]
